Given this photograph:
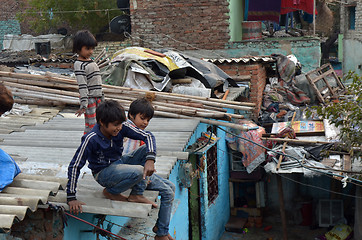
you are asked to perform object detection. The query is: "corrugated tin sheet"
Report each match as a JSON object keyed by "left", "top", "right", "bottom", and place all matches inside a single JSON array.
[
  {"left": 0, "top": 107, "right": 198, "bottom": 232},
  {"left": 0, "top": 50, "right": 75, "bottom": 64},
  {"left": 203, "top": 56, "right": 275, "bottom": 64}
]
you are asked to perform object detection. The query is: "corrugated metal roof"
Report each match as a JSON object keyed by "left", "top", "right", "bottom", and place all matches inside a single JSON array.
[
  {"left": 0, "top": 106, "right": 198, "bottom": 232},
  {"left": 203, "top": 56, "right": 275, "bottom": 64}
]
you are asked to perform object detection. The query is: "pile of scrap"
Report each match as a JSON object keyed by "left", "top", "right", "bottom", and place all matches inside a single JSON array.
[
  {"left": 0, "top": 71, "right": 254, "bottom": 131},
  {"left": 257, "top": 54, "right": 350, "bottom": 176}
]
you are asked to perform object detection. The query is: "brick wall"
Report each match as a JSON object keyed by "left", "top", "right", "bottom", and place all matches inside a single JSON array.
[
  {"left": 93, "top": 39, "right": 132, "bottom": 58},
  {"left": 10, "top": 209, "right": 64, "bottom": 240},
  {"left": 130, "top": 0, "right": 230, "bottom": 50},
  {"left": 216, "top": 62, "right": 267, "bottom": 118},
  {"left": 341, "top": 0, "right": 362, "bottom": 39}
]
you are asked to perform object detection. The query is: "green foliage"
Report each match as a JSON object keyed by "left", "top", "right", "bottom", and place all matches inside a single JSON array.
[
  {"left": 17, "top": 0, "right": 121, "bottom": 34},
  {"left": 307, "top": 72, "right": 362, "bottom": 159}
]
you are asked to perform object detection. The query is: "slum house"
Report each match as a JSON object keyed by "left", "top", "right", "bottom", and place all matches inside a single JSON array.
[
  {"left": 0, "top": 46, "right": 257, "bottom": 240},
  {"left": 1, "top": 47, "right": 360, "bottom": 240},
  {"left": 1, "top": 0, "right": 361, "bottom": 239}
]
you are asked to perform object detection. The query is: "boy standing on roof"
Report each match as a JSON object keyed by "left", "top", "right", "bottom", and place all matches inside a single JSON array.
[
  {"left": 66, "top": 100, "right": 175, "bottom": 240},
  {"left": 73, "top": 30, "right": 104, "bottom": 134}
]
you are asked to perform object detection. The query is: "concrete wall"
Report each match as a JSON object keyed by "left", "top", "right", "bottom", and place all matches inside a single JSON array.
[
  {"left": 227, "top": 38, "right": 321, "bottom": 73},
  {"left": 340, "top": 0, "right": 362, "bottom": 77},
  {"left": 182, "top": 37, "right": 321, "bottom": 74},
  {"left": 343, "top": 39, "right": 362, "bottom": 76}
]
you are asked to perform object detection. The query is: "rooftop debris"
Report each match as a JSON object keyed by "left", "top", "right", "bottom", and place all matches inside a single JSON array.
[{"left": 0, "top": 70, "right": 254, "bottom": 131}]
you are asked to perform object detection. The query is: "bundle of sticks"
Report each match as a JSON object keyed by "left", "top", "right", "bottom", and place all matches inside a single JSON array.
[{"left": 0, "top": 71, "right": 255, "bottom": 131}]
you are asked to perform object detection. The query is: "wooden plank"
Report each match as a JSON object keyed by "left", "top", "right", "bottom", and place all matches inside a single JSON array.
[
  {"left": 306, "top": 63, "right": 345, "bottom": 103},
  {"left": 276, "top": 112, "right": 296, "bottom": 171},
  {"left": 306, "top": 74, "right": 325, "bottom": 103},
  {"left": 343, "top": 154, "right": 351, "bottom": 171}
]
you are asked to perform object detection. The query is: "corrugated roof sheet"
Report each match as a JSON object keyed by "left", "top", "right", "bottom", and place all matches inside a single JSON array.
[
  {"left": 0, "top": 106, "right": 198, "bottom": 232},
  {"left": 203, "top": 56, "right": 275, "bottom": 64}
]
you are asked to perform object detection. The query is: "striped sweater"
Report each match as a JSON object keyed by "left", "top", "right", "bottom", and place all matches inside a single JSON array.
[{"left": 74, "top": 60, "right": 104, "bottom": 109}]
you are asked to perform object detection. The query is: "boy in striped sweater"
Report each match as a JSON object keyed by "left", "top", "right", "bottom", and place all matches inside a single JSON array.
[{"left": 73, "top": 30, "right": 104, "bottom": 134}]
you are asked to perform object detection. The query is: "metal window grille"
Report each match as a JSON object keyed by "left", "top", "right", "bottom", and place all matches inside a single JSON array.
[{"left": 207, "top": 144, "right": 218, "bottom": 205}]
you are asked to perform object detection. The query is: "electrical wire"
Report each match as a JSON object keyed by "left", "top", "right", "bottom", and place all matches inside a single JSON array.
[
  {"left": 215, "top": 126, "right": 362, "bottom": 185},
  {"left": 63, "top": 211, "right": 127, "bottom": 240}
]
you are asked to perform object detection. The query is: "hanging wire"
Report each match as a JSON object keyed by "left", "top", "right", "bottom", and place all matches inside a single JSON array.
[
  {"left": 215, "top": 126, "right": 362, "bottom": 184},
  {"left": 63, "top": 211, "right": 128, "bottom": 240}
]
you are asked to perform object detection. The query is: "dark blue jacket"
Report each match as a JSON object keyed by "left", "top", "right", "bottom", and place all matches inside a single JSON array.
[{"left": 66, "top": 120, "right": 156, "bottom": 201}]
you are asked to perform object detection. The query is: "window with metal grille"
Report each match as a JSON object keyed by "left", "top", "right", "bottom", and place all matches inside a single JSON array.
[
  {"left": 207, "top": 143, "right": 218, "bottom": 205},
  {"left": 348, "top": 6, "right": 356, "bottom": 30}
]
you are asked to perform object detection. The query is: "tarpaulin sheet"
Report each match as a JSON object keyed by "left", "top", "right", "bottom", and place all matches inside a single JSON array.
[
  {"left": 0, "top": 148, "right": 21, "bottom": 192},
  {"left": 104, "top": 47, "right": 237, "bottom": 93}
]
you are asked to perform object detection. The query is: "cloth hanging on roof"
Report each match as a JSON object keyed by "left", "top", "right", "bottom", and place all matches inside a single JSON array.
[
  {"left": 226, "top": 120, "right": 266, "bottom": 173},
  {"left": 281, "top": 0, "right": 317, "bottom": 15},
  {"left": 0, "top": 148, "right": 21, "bottom": 192},
  {"left": 247, "top": 0, "right": 282, "bottom": 23}
]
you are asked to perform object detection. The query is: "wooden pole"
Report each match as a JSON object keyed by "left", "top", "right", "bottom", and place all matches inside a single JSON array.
[
  {"left": 277, "top": 174, "right": 288, "bottom": 240},
  {"left": 0, "top": 71, "right": 255, "bottom": 107},
  {"left": 276, "top": 112, "right": 296, "bottom": 171},
  {"left": 261, "top": 137, "right": 331, "bottom": 145}
]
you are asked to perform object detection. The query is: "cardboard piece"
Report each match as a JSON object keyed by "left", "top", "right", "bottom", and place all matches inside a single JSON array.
[{"left": 272, "top": 120, "right": 325, "bottom": 135}]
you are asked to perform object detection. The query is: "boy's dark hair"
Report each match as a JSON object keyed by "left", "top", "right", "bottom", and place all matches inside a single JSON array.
[
  {"left": 96, "top": 100, "right": 126, "bottom": 126},
  {"left": 72, "top": 30, "right": 98, "bottom": 53},
  {"left": 128, "top": 97, "right": 154, "bottom": 119},
  {"left": 0, "top": 83, "right": 14, "bottom": 115}
]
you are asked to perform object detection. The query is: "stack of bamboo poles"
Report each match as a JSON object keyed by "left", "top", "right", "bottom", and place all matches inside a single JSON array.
[{"left": 0, "top": 71, "right": 255, "bottom": 131}]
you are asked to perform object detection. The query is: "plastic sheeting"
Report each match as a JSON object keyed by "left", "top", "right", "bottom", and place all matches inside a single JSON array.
[
  {"left": 0, "top": 148, "right": 21, "bottom": 192},
  {"left": 104, "top": 47, "right": 237, "bottom": 93}
]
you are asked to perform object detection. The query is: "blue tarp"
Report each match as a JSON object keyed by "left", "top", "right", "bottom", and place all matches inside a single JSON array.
[{"left": 0, "top": 148, "right": 21, "bottom": 192}]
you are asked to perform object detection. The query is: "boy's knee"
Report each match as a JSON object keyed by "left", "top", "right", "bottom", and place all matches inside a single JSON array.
[
  {"left": 169, "top": 182, "right": 176, "bottom": 193},
  {"left": 163, "top": 188, "right": 175, "bottom": 202},
  {"left": 133, "top": 165, "right": 144, "bottom": 179}
]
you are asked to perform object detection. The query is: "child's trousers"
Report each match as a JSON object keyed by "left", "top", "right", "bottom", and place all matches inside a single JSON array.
[
  {"left": 94, "top": 145, "right": 175, "bottom": 237},
  {"left": 84, "top": 97, "right": 102, "bottom": 134}
]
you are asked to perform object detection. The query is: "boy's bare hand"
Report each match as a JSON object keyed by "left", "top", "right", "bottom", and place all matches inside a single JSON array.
[
  {"left": 75, "top": 108, "right": 86, "bottom": 117},
  {"left": 68, "top": 200, "right": 86, "bottom": 215},
  {"left": 143, "top": 159, "right": 155, "bottom": 179}
]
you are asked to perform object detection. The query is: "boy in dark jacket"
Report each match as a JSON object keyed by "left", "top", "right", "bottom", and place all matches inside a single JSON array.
[{"left": 66, "top": 100, "right": 175, "bottom": 240}]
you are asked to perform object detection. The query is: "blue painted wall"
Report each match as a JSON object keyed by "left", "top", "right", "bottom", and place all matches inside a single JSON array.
[
  {"left": 187, "top": 122, "right": 230, "bottom": 240},
  {"left": 0, "top": 20, "right": 21, "bottom": 50},
  {"left": 168, "top": 160, "right": 190, "bottom": 240},
  {"left": 199, "top": 125, "right": 230, "bottom": 240},
  {"left": 64, "top": 213, "right": 128, "bottom": 240}
]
